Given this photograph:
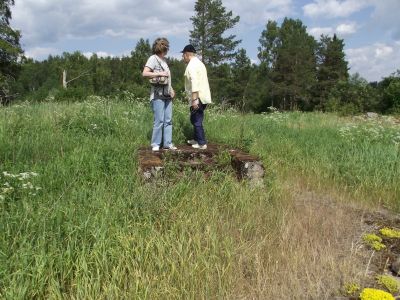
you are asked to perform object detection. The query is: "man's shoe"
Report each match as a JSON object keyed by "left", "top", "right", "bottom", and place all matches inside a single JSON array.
[
  {"left": 152, "top": 146, "right": 160, "bottom": 151},
  {"left": 192, "top": 143, "right": 207, "bottom": 150},
  {"left": 164, "top": 144, "right": 177, "bottom": 150},
  {"left": 187, "top": 139, "right": 197, "bottom": 145}
]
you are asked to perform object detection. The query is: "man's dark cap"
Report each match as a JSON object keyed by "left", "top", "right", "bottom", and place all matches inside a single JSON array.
[{"left": 181, "top": 44, "right": 196, "bottom": 53}]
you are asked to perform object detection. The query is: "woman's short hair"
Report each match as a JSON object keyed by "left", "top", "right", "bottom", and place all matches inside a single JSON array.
[{"left": 152, "top": 37, "right": 169, "bottom": 55}]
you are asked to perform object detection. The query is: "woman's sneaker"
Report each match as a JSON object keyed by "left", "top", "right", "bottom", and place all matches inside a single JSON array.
[
  {"left": 192, "top": 143, "right": 207, "bottom": 150},
  {"left": 187, "top": 139, "right": 197, "bottom": 145},
  {"left": 152, "top": 145, "right": 160, "bottom": 151}
]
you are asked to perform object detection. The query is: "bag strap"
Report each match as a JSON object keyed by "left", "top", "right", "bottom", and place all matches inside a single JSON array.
[
  {"left": 153, "top": 55, "right": 170, "bottom": 97},
  {"left": 154, "top": 55, "right": 165, "bottom": 71}
]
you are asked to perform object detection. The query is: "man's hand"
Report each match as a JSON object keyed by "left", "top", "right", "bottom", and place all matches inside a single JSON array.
[{"left": 192, "top": 98, "right": 199, "bottom": 109}]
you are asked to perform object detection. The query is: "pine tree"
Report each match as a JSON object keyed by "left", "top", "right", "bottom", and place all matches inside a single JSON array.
[
  {"left": 258, "top": 20, "right": 280, "bottom": 69},
  {"left": 130, "top": 38, "right": 152, "bottom": 84},
  {"left": 257, "top": 20, "right": 280, "bottom": 110},
  {"left": 257, "top": 18, "right": 317, "bottom": 110},
  {"left": 316, "top": 34, "right": 349, "bottom": 109},
  {"left": 189, "top": 0, "right": 241, "bottom": 66},
  {"left": 1, "top": 0, "right": 23, "bottom": 103},
  {"left": 231, "top": 48, "right": 252, "bottom": 107}
]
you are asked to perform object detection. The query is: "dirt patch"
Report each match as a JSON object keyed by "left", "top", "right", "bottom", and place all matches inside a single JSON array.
[
  {"left": 285, "top": 181, "right": 400, "bottom": 299},
  {"left": 362, "top": 211, "right": 400, "bottom": 274}
]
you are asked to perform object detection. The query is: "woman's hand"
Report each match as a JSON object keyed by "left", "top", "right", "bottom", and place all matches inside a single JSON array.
[
  {"left": 157, "top": 71, "right": 169, "bottom": 77},
  {"left": 142, "top": 66, "right": 169, "bottom": 78},
  {"left": 170, "top": 89, "right": 176, "bottom": 98}
]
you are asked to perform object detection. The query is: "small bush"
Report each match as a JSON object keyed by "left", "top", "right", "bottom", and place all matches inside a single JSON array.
[
  {"left": 362, "top": 233, "right": 386, "bottom": 251},
  {"left": 379, "top": 227, "right": 400, "bottom": 238},
  {"left": 376, "top": 275, "right": 399, "bottom": 294},
  {"left": 54, "top": 86, "right": 91, "bottom": 102},
  {"left": 343, "top": 282, "right": 361, "bottom": 296}
]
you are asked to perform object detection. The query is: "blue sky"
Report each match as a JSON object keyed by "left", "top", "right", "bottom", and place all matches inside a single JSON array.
[{"left": 10, "top": 0, "right": 400, "bottom": 82}]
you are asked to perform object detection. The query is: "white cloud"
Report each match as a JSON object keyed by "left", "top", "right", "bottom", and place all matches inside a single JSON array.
[
  {"left": 374, "top": 44, "right": 393, "bottom": 58},
  {"left": 11, "top": 0, "right": 194, "bottom": 45},
  {"left": 9, "top": 0, "right": 400, "bottom": 82},
  {"left": 308, "top": 27, "right": 334, "bottom": 38},
  {"left": 346, "top": 42, "right": 400, "bottom": 81},
  {"left": 11, "top": 0, "right": 295, "bottom": 48},
  {"left": 24, "top": 47, "right": 60, "bottom": 59},
  {"left": 336, "top": 22, "right": 357, "bottom": 35},
  {"left": 370, "top": 0, "right": 400, "bottom": 40},
  {"left": 83, "top": 51, "right": 114, "bottom": 59},
  {"left": 308, "top": 22, "right": 357, "bottom": 39},
  {"left": 225, "top": 0, "right": 294, "bottom": 26},
  {"left": 303, "top": 0, "right": 370, "bottom": 18}
]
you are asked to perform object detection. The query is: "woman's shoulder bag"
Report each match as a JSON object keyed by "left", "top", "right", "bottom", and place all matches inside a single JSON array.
[{"left": 149, "top": 56, "right": 168, "bottom": 86}]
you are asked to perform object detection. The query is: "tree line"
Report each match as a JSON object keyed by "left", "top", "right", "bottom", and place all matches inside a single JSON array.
[{"left": 1, "top": 0, "right": 399, "bottom": 113}]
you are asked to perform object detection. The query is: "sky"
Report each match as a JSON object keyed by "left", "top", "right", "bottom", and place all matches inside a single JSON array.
[{"left": 10, "top": 0, "right": 400, "bottom": 82}]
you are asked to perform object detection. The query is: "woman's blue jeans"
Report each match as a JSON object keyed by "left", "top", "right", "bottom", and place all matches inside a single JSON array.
[{"left": 151, "top": 99, "right": 172, "bottom": 148}]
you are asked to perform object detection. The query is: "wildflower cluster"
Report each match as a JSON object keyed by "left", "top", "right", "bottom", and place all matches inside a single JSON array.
[
  {"left": 343, "top": 282, "right": 361, "bottom": 295},
  {"left": 117, "top": 91, "right": 148, "bottom": 104},
  {"left": 362, "top": 233, "right": 386, "bottom": 251},
  {"left": 85, "top": 95, "right": 107, "bottom": 103},
  {"left": 0, "top": 171, "right": 41, "bottom": 202},
  {"left": 359, "top": 288, "right": 395, "bottom": 300},
  {"left": 376, "top": 275, "right": 399, "bottom": 294},
  {"left": 261, "top": 111, "right": 289, "bottom": 123},
  {"left": 266, "top": 106, "right": 278, "bottom": 112},
  {"left": 338, "top": 117, "right": 400, "bottom": 145},
  {"left": 207, "top": 106, "right": 241, "bottom": 122},
  {"left": 379, "top": 227, "right": 400, "bottom": 238}
]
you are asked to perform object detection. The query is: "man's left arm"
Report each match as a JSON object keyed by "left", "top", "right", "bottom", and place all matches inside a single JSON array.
[{"left": 190, "top": 69, "right": 201, "bottom": 109}]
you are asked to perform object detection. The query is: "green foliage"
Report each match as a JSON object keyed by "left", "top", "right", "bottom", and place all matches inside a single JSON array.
[
  {"left": 0, "top": 171, "right": 41, "bottom": 204},
  {"left": 190, "top": 0, "right": 241, "bottom": 66},
  {"left": 0, "top": 0, "right": 23, "bottom": 104},
  {"left": 379, "top": 227, "right": 400, "bottom": 238},
  {"left": 315, "top": 34, "right": 349, "bottom": 109},
  {"left": 54, "top": 86, "right": 92, "bottom": 102},
  {"left": 383, "top": 75, "right": 400, "bottom": 113},
  {"left": 230, "top": 48, "right": 252, "bottom": 107},
  {"left": 343, "top": 282, "right": 361, "bottom": 296},
  {"left": 256, "top": 18, "right": 317, "bottom": 111},
  {"left": 362, "top": 234, "right": 386, "bottom": 251},
  {"left": 0, "top": 100, "right": 283, "bottom": 298},
  {"left": 130, "top": 38, "right": 151, "bottom": 81},
  {"left": 376, "top": 275, "right": 399, "bottom": 294},
  {"left": 325, "top": 74, "right": 380, "bottom": 115},
  {"left": 1, "top": 100, "right": 399, "bottom": 297},
  {"left": 258, "top": 20, "right": 280, "bottom": 68},
  {"left": 208, "top": 63, "right": 234, "bottom": 104}
]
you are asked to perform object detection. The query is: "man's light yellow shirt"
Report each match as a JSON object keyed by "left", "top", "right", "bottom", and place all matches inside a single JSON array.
[{"left": 184, "top": 56, "right": 212, "bottom": 104}]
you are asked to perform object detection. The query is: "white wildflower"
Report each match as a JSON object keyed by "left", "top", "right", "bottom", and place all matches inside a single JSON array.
[
  {"left": 3, "top": 171, "right": 17, "bottom": 178},
  {"left": 22, "top": 182, "right": 34, "bottom": 189}
]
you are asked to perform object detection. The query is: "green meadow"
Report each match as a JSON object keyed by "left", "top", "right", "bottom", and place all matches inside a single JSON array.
[{"left": 1, "top": 96, "right": 399, "bottom": 299}]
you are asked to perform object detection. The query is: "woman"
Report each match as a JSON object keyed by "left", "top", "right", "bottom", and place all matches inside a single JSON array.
[{"left": 142, "top": 37, "right": 176, "bottom": 151}]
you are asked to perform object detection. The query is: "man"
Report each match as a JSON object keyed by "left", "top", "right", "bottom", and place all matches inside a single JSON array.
[{"left": 181, "top": 44, "right": 212, "bottom": 150}]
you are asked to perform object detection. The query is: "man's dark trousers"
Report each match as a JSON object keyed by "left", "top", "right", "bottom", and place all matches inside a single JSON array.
[{"left": 190, "top": 102, "right": 207, "bottom": 145}]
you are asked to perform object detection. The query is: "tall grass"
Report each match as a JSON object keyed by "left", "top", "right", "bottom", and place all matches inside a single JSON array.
[
  {"left": 0, "top": 97, "right": 398, "bottom": 298},
  {"left": 206, "top": 110, "right": 400, "bottom": 209}
]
